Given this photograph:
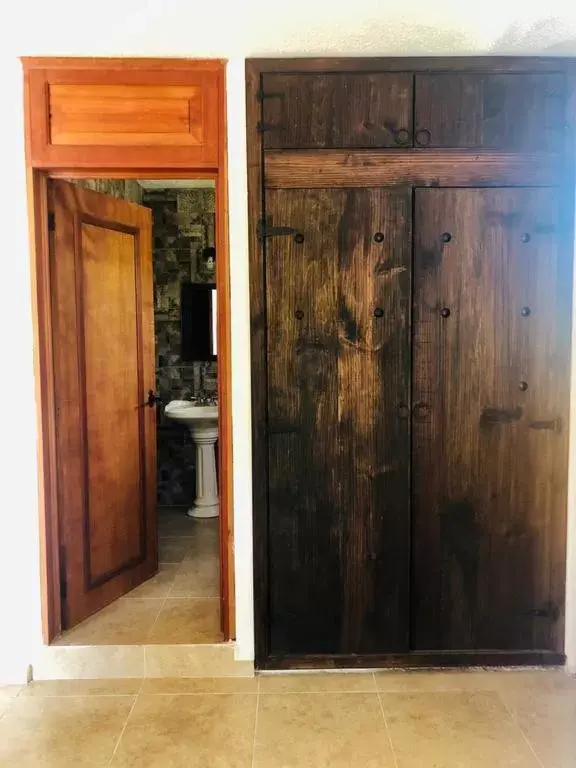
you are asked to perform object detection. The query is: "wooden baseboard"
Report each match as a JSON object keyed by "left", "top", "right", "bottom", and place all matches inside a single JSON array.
[{"left": 259, "top": 650, "right": 566, "bottom": 670}]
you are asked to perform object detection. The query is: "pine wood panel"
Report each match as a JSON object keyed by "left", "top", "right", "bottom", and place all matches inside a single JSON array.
[
  {"left": 264, "top": 149, "right": 560, "bottom": 188},
  {"left": 52, "top": 180, "right": 157, "bottom": 628},
  {"left": 262, "top": 73, "right": 413, "bottom": 149},
  {"left": 265, "top": 188, "right": 411, "bottom": 655},
  {"left": 23, "top": 63, "right": 219, "bottom": 168},
  {"left": 411, "top": 188, "right": 569, "bottom": 653},
  {"left": 415, "top": 73, "right": 566, "bottom": 150}
]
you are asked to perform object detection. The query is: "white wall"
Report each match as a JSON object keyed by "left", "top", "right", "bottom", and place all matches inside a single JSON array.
[{"left": 2, "top": 0, "right": 576, "bottom": 680}]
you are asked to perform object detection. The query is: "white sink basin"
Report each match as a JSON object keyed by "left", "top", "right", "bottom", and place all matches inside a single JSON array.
[
  {"left": 165, "top": 400, "right": 218, "bottom": 428},
  {"left": 164, "top": 400, "right": 219, "bottom": 519}
]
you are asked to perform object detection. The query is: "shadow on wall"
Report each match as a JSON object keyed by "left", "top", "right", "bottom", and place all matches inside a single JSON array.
[{"left": 491, "top": 18, "right": 576, "bottom": 53}]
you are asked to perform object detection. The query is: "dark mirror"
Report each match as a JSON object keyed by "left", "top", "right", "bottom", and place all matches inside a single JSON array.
[{"left": 181, "top": 282, "right": 217, "bottom": 361}]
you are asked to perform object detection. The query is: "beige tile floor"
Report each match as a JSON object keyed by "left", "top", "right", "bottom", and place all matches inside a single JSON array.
[
  {"left": 57, "top": 510, "right": 222, "bottom": 647},
  {"left": 0, "top": 669, "right": 575, "bottom": 767}
]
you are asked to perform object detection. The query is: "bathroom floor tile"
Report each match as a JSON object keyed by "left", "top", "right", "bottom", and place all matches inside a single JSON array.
[
  {"left": 253, "top": 692, "right": 395, "bottom": 767},
  {"left": 146, "top": 598, "right": 223, "bottom": 644},
  {"left": 380, "top": 690, "right": 540, "bottom": 767},
  {"left": 55, "top": 598, "right": 164, "bottom": 645},
  {"left": 124, "top": 564, "right": 179, "bottom": 599},
  {"left": 158, "top": 537, "right": 191, "bottom": 564},
  {"left": 259, "top": 672, "right": 377, "bottom": 693},
  {"left": 157, "top": 509, "right": 199, "bottom": 537},
  {"left": 500, "top": 688, "right": 576, "bottom": 768},
  {"left": 110, "top": 693, "right": 257, "bottom": 767},
  {"left": 0, "top": 694, "right": 134, "bottom": 766},
  {"left": 170, "top": 555, "right": 220, "bottom": 598}
]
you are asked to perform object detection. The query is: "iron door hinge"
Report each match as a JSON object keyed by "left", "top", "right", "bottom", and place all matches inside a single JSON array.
[
  {"left": 256, "top": 89, "right": 285, "bottom": 102},
  {"left": 256, "top": 122, "right": 277, "bottom": 133},
  {"left": 525, "top": 602, "right": 560, "bottom": 622},
  {"left": 257, "top": 218, "right": 301, "bottom": 241}
]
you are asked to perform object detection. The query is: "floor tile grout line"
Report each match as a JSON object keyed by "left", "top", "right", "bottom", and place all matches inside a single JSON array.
[
  {"left": 106, "top": 680, "right": 144, "bottom": 768},
  {"left": 375, "top": 676, "right": 400, "bottom": 768},
  {"left": 497, "top": 690, "right": 546, "bottom": 768},
  {"left": 251, "top": 689, "right": 260, "bottom": 768}
]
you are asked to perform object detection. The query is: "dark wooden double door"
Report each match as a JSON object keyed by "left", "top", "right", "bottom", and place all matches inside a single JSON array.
[{"left": 265, "top": 185, "right": 568, "bottom": 659}]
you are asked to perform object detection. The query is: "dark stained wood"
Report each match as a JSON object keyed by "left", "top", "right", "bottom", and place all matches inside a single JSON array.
[
  {"left": 415, "top": 73, "right": 566, "bottom": 150},
  {"left": 411, "top": 188, "right": 569, "bottom": 653},
  {"left": 264, "top": 149, "right": 561, "bottom": 189},
  {"left": 261, "top": 650, "right": 565, "bottom": 670},
  {"left": 265, "top": 187, "right": 411, "bottom": 655},
  {"left": 248, "top": 57, "right": 576, "bottom": 74},
  {"left": 262, "top": 73, "right": 412, "bottom": 149},
  {"left": 51, "top": 180, "right": 157, "bottom": 628},
  {"left": 246, "top": 61, "right": 270, "bottom": 663},
  {"left": 247, "top": 56, "right": 576, "bottom": 670}
]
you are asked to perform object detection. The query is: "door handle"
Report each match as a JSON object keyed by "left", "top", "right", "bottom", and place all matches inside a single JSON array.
[{"left": 145, "top": 390, "right": 163, "bottom": 408}]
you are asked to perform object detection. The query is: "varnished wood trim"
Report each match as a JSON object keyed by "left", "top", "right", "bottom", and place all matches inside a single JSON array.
[
  {"left": 265, "top": 150, "right": 561, "bottom": 189},
  {"left": 25, "top": 58, "right": 234, "bottom": 643},
  {"left": 28, "top": 169, "right": 62, "bottom": 642},
  {"left": 246, "top": 60, "right": 270, "bottom": 665},
  {"left": 248, "top": 57, "right": 576, "bottom": 74},
  {"left": 22, "top": 57, "right": 225, "bottom": 72},
  {"left": 216, "top": 64, "right": 235, "bottom": 640},
  {"left": 261, "top": 651, "right": 566, "bottom": 670}
]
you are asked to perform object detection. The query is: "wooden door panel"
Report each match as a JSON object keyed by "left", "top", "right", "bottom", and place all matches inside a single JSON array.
[
  {"left": 414, "top": 73, "right": 565, "bottom": 150},
  {"left": 265, "top": 187, "right": 411, "bottom": 655},
  {"left": 25, "top": 63, "right": 220, "bottom": 168},
  {"left": 52, "top": 180, "right": 157, "bottom": 628},
  {"left": 262, "top": 73, "right": 413, "bottom": 149},
  {"left": 412, "top": 188, "right": 569, "bottom": 653}
]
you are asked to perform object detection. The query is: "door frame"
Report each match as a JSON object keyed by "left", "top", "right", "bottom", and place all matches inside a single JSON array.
[
  {"left": 24, "top": 58, "right": 235, "bottom": 643},
  {"left": 247, "top": 55, "right": 576, "bottom": 669}
]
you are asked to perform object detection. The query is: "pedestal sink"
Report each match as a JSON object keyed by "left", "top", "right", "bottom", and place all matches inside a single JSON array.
[{"left": 165, "top": 400, "right": 219, "bottom": 519}]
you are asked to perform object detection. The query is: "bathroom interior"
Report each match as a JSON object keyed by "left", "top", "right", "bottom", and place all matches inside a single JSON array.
[{"left": 56, "top": 178, "right": 223, "bottom": 647}]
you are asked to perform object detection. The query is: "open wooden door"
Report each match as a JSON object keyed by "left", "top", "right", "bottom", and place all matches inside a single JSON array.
[{"left": 51, "top": 180, "right": 157, "bottom": 630}]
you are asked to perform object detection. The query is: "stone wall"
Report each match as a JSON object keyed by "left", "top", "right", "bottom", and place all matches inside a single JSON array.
[{"left": 143, "top": 187, "right": 218, "bottom": 506}]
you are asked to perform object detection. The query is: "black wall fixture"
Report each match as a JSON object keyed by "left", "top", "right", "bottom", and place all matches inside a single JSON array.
[{"left": 181, "top": 282, "right": 217, "bottom": 361}]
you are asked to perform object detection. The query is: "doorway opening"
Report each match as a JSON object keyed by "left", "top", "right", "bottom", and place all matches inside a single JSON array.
[{"left": 49, "top": 177, "right": 223, "bottom": 646}]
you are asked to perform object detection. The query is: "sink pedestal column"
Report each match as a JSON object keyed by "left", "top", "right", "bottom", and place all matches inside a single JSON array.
[{"left": 187, "top": 424, "right": 219, "bottom": 519}]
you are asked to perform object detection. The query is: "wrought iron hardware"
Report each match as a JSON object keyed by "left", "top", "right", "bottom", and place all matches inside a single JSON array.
[
  {"left": 440, "top": 307, "right": 451, "bottom": 318},
  {"left": 256, "top": 122, "right": 277, "bottom": 133},
  {"left": 258, "top": 218, "right": 302, "bottom": 241},
  {"left": 146, "top": 390, "right": 163, "bottom": 408},
  {"left": 525, "top": 603, "right": 560, "bottom": 621},
  {"left": 256, "top": 89, "right": 285, "bottom": 102}
]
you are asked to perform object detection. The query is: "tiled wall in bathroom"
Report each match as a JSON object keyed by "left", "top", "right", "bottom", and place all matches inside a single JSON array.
[{"left": 143, "top": 187, "right": 218, "bottom": 506}]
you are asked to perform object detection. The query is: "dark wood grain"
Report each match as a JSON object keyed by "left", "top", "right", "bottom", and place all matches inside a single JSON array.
[
  {"left": 415, "top": 73, "right": 566, "bottom": 150},
  {"left": 261, "top": 650, "right": 565, "bottom": 669},
  {"left": 248, "top": 57, "right": 575, "bottom": 75},
  {"left": 246, "top": 60, "right": 270, "bottom": 664},
  {"left": 264, "top": 150, "right": 561, "bottom": 188},
  {"left": 265, "top": 187, "right": 411, "bottom": 655},
  {"left": 411, "top": 188, "right": 569, "bottom": 653},
  {"left": 52, "top": 180, "right": 157, "bottom": 628},
  {"left": 262, "top": 73, "right": 412, "bottom": 149}
]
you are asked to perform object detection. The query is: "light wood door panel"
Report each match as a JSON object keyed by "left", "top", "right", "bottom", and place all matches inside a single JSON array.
[
  {"left": 51, "top": 180, "right": 157, "bottom": 628},
  {"left": 265, "top": 188, "right": 412, "bottom": 655},
  {"left": 25, "top": 65, "right": 220, "bottom": 168},
  {"left": 411, "top": 188, "right": 569, "bottom": 653}
]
